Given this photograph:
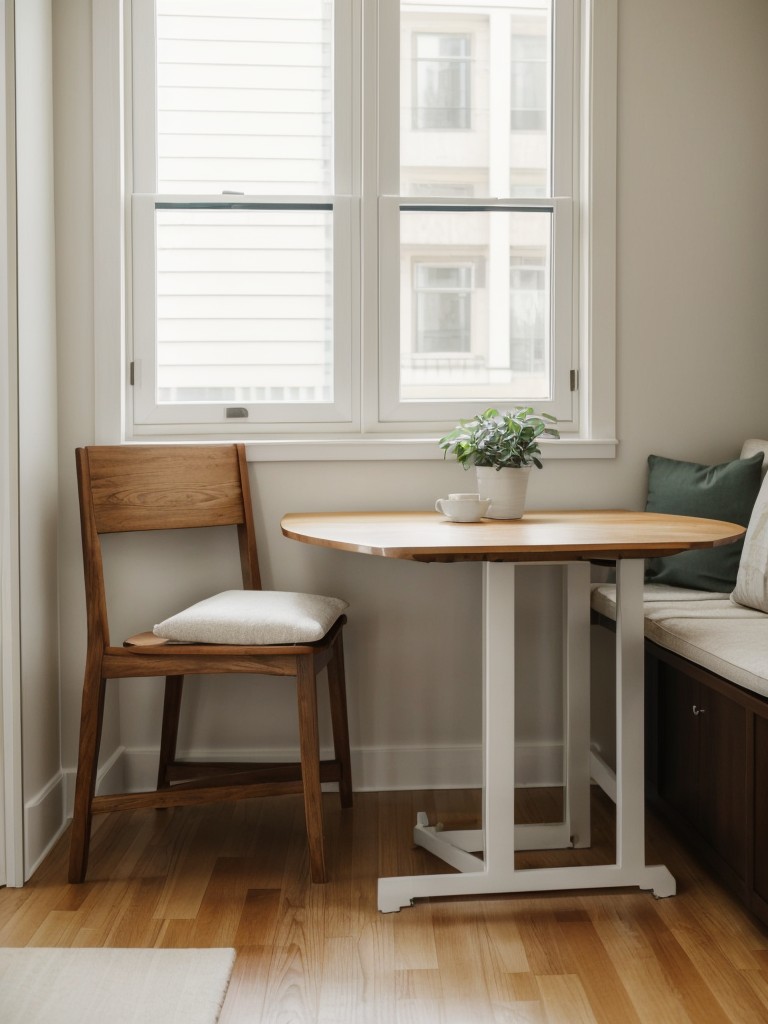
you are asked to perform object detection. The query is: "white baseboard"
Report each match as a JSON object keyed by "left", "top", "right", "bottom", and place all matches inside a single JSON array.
[
  {"left": 27, "top": 739, "right": 566, "bottom": 879},
  {"left": 25, "top": 746, "right": 127, "bottom": 879},
  {"left": 82, "top": 740, "right": 566, "bottom": 796},
  {"left": 23, "top": 771, "right": 66, "bottom": 880}
]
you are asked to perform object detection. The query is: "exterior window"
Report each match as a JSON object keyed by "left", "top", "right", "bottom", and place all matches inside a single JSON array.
[
  {"left": 131, "top": 0, "right": 350, "bottom": 427},
  {"left": 510, "top": 29, "right": 548, "bottom": 131},
  {"left": 119, "top": 0, "right": 617, "bottom": 446},
  {"left": 412, "top": 33, "right": 471, "bottom": 131},
  {"left": 509, "top": 255, "right": 547, "bottom": 374},
  {"left": 389, "top": 0, "right": 564, "bottom": 420},
  {"left": 413, "top": 264, "right": 473, "bottom": 353}
]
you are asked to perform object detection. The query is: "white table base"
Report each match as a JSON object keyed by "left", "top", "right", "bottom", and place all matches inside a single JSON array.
[{"left": 377, "top": 558, "right": 676, "bottom": 913}]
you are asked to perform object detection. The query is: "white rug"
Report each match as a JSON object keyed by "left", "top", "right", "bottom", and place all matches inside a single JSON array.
[{"left": 0, "top": 947, "right": 236, "bottom": 1024}]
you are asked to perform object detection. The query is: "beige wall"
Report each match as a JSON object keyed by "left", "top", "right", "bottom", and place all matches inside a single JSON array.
[{"left": 45, "top": 0, "right": 768, "bottom": 828}]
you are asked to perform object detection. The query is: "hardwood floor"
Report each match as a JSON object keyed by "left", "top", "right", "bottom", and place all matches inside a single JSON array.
[{"left": 1, "top": 787, "right": 768, "bottom": 1023}]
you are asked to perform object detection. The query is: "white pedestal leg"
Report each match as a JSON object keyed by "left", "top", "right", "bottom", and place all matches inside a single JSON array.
[
  {"left": 377, "top": 557, "right": 676, "bottom": 913},
  {"left": 615, "top": 559, "right": 676, "bottom": 896},
  {"left": 564, "top": 562, "right": 592, "bottom": 848}
]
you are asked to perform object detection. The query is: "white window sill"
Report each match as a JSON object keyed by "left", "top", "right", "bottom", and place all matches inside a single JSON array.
[{"left": 243, "top": 436, "right": 617, "bottom": 462}]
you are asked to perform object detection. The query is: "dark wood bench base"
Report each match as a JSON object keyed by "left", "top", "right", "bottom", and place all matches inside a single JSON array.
[
  {"left": 645, "top": 640, "right": 768, "bottom": 930},
  {"left": 593, "top": 609, "right": 768, "bottom": 932}
]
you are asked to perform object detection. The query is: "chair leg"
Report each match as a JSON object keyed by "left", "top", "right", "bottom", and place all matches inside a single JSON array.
[
  {"left": 297, "top": 655, "right": 326, "bottom": 883},
  {"left": 68, "top": 658, "right": 108, "bottom": 883},
  {"left": 327, "top": 632, "right": 353, "bottom": 808},
  {"left": 157, "top": 674, "right": 184, "bottom": 790}
]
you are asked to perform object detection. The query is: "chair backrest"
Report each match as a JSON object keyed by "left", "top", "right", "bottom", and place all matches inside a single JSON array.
[{"left": 76, "top": 444, "right": 261, "bottom": 646}]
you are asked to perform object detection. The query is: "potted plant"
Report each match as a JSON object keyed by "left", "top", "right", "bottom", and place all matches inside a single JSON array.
[{"left": 438, "top": 407, "right": 559, "bottom": 519}]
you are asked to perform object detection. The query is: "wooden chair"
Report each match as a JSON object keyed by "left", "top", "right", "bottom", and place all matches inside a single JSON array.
[{"left": 69, "top": 443, "right": 352, "bottom": 884}]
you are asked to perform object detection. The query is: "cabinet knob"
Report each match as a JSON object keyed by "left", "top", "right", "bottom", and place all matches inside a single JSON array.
[{"left": 692, "top": 705, "right": 707, "bottom": 716}]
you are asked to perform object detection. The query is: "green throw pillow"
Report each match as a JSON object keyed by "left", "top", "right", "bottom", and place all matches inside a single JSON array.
[{"left": 644, "top": 452, "right": 764, "bottom": 592}]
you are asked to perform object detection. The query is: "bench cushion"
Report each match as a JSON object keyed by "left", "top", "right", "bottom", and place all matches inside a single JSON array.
[{"left": 592, "top": 583, "right": 768, "bottom": 700}]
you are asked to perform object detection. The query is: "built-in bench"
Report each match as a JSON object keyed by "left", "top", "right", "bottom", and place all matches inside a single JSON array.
[{"left": 590, "top": 439, "right": 768, "bottom": 929}]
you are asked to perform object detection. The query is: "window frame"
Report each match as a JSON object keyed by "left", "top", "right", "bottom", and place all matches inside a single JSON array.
[
  {"left": 130, "top": 194, "right": 356, "bottom": 427},
  {"left": 378, "top": 196, "right": 573, "bottom": 425},
  {"left": 93, "top": 0, "right": 617, "bottom": 459},
  {"left": 129, "top": 0, "right": 357, "bottom": 430}
]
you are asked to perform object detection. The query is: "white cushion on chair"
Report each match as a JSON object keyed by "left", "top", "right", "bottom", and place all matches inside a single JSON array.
[{"left": 153, "top": 589, "right": 348, "bottom": 645}]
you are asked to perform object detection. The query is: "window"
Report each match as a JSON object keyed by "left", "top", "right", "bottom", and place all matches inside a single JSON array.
[
  {"left": 510, "top": 24, "right": 548, "bottom": 131},
  {"left": 509, "top": 254, "right": 547, "bottom": 374},
  {"left": 413, "top": 264, "right": 473, "bottom": 353},
  {"left": 113, "top": 0, "right": 617, "bottom": 452},
  {"left": 412, "top": 32, "right": 471, "bottom": 131},
  {"left": 131, "top": 0, "right": 351, "bottom": 427}
]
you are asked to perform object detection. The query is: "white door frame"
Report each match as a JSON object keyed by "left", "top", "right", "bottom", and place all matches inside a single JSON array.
[{"left": 0, "top": 0, "right": 24, "bottom": 889}]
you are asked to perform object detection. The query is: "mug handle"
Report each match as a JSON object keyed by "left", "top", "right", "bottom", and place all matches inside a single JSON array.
[{"left": 435, "top": 499, "right": 446, "bottom": 514}]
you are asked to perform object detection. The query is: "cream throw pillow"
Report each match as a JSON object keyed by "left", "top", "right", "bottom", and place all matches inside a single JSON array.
[
  {"left": 154, "top": 590, "right": 348, "bottom": 645},
  {"left": 732, "top": 469, "right": 768, "bottom": 612}
]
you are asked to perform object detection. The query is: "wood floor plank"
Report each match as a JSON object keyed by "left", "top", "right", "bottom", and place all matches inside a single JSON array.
[
  {"left": 393, "top": 903, "right": 439, "bottom": 970},
  {"left": 320, "top": 805, "right": 354, "bottom": 940},
  {"left": 536, "top": 974, "right": 599, "bottom": 1024},
  {"left": 152, "top": 804, "right": 236, "bottom": 921},
  {"left": 480, "top": 900, "right": 532, "bottom": 974},
  {"left": 589, "top": 896, "right": 701, "bottom": 1023},
  {"left": 516, "top": 899, "right": 578, "bottom": 976},
  {"left": 233, "top": 888, "right": 282, "bottom": 947},
  {"left": 485, "top": 972, "right": 545, "bottom": 1024},
  {"left": 667, "top": 918, "right": 768, "bottom": 1023},
  {"left": 351, "top": 915, "right": 397, "bottom": 1023},
  {"left": 261, "top": 941, "right": 321, "bottom": 1024},
  {"left": 633, "top": 903, "right": 733, "bottom": 1023},
  {"left": 216, "top": 944, "right": 272, "bottom": 1024},
  {"left": 188, "top": 857, "right": 254, "bottom": 947},
  {"left": 104, "top": 876, "right": 168, "bottom": 947},
  {"left": 550, "top": 908, "right": 640, "bottom": 1024},
  {"left": 317, "top": 936, "right": 360, "bottom": 1023},
  {"left": 432, "top": 901, "right": 496, "bottom": 1023}
]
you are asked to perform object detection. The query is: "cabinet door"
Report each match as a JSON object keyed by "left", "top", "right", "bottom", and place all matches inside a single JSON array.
[
  {"left": 753, "top": 715, "right": 768, "bottom": 906},
  {"left": 698, "top": 683, "right": 748, "bottom": 883},
  {"left": 656, "top": 665, "right": 701, "bottom": 825}
]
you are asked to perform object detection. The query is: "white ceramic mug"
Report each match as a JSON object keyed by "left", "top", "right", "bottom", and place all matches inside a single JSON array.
[{"left": 435, "top": 496, "right": 492, "bottom": 522}]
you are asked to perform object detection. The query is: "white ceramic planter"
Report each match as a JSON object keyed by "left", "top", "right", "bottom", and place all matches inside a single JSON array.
[{"left": 475, "top": 465, "right": 531, "bottom": 519}]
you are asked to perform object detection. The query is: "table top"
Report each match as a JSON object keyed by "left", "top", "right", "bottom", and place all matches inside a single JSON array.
[{"left": 280, "top": 509, "right": 746, "bottom": 563}]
